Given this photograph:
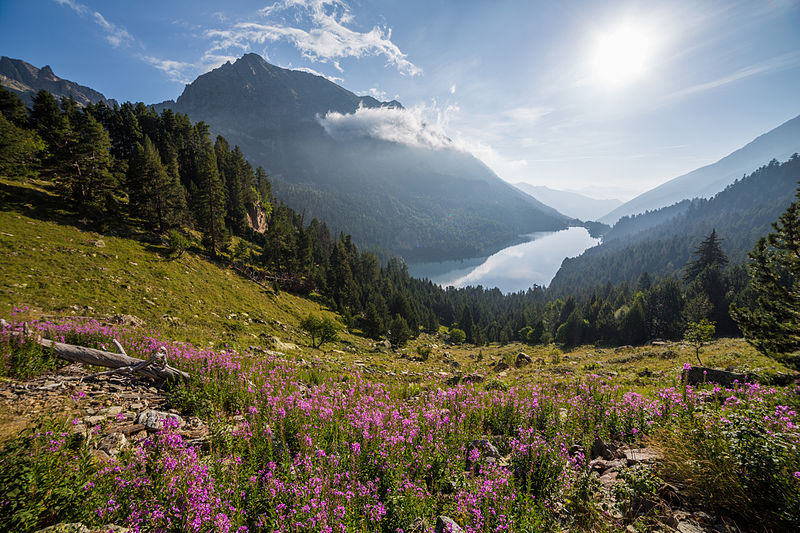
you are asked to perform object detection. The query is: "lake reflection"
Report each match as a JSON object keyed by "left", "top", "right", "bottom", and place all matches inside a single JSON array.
[{"left": 407, "top": 227, "right": 599, "bottom": 293}]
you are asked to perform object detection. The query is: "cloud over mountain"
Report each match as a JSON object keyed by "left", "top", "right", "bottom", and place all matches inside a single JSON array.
[
  {"left": 317, "top": 105, "right": 454, "bottom": 150},
  {"left": 206, "top": 0, "right": 421, "bottom": 76}
]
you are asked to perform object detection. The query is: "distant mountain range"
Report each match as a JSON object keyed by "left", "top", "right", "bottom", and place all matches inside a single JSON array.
[
  {"left": 549, "top": 155, "right": 800, "bottom": 294},
  {"left": 600, "top": 114, "right": 800, "bottom": 224},
  {"left": 151, "top": 53, "right": 571, "bottom": 261},
  {"left": 0, "top": 56, "right": 114, "bottom": 107},
  {"left": 513, "top": 183, "right": 622, "bottom": 221}
]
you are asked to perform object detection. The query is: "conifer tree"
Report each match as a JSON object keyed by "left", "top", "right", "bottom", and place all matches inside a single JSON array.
[
  {"left": 731, "top": 191, "right": 800, "bottom": 366},
  {"left": 684, "top": 229, "right": 728, "bottom": 282},
  {"left": 194, "top": 135, "right": 226, "bottom": 256},
  {"left": 127, "top": 136, "right": 186, "bottom": 232}
]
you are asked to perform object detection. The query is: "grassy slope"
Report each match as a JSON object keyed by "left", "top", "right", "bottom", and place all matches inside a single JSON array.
[{"left": 0, "top": 177, "right": 791, "bottom": 385}]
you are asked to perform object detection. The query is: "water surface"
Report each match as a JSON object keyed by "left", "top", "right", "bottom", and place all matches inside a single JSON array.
[{"left": 408, "top": 227, "right": 599, "bottom": 293}]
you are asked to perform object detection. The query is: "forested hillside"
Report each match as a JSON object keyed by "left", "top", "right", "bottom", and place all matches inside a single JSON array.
[
  {"left": 0, "top": 85, "right": 782, "bottom": 350},
  {"left": 550, "top": 156, "right": 800, "bottom": 295},
  {"left": 152, "top": 54, "right": 572, "bottom": 261}
]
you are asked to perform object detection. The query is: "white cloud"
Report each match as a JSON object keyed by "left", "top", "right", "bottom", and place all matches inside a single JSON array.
[
  {"left": 363, "top": 87, "right": 387, "bottom": 100},
  {"left": 317, "top": 103, "right": 457, "bottom": 150},
  {"left": 93, "top": 12, "right": 133, "bottom": 48},
  {"left": 667, "top": 50, "right": 800, "bottom": 100},
  {"left": 54, "top": 0, "right": 88, "bottom": 15},
  {"left": 449, "top": 84, "right": 456, "bottom": 94},
  {"left": 291, "top": 66, "right": 344, "bottom": 83},
  {"left": 142, "top": 56, "right": 196, "bottom": 84},
  {"left": 206, "top": 0, "right": 421, "bottom": 76},
  {"left": 54, "top": 0, "right": 133, "bottom": 48}
]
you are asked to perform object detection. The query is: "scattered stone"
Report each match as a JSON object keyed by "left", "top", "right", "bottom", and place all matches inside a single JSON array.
[
  {"left": 85, "top": 415, "right": 105, "bottom": 426},
  {"left": 515, "top": 352, "right": 532, "bottom": 368},
  {"left": 446, "top": 374, "right": 462, "bottom": 386},
  {"left": 677, "top": 521, "right": 706, "bottom": 533},
  {"left": 463, "top": 373, "right": 484, "bottom": 384},
  {"left": 35, "top": 524, "right": 91, "bottom": 533},
  {"left": 493, "top": 361, "right": 509, "bottom": 373},
  {"left": 568, "top": 444, "right": 586, "bottom": 458},
  {"left": 591, "top": 436, "right": 614, "bottom": 460},
  {"left": 135, "top": 409, "right": 184, "bottom": 431},
  {"left": 598, "top": 471, "right": 619, "bottom": 486},
  {"left": 91, "top": 239, "right": 105, "bottom": 248},
  {"left": 682, "top": 367, "right": 749, "bottom": 386},
  {"left": 435, "top": 516, "right": 464, "bottom": 533},
  {"left": 466, "top": 438, "right": 501, "bottom": 468},
  {"left": 104, "top": 406, "right": 123, "bottom": 417},
  {"left": 624, "top": 447, "right": 662, "bottom": 465},
  {"left": 98, "top": 432, "right": 127, "bottom": 456},
  {"left": 589, "top": 458, "right": 626, "bottom": 474},
  {"left": 111, "top": 314, "right": 145, "bottom": 328}
]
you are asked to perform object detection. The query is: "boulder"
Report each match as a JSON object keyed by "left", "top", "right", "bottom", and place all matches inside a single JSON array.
[
  {"left": 515, "top": 352, "right": 532, "bottom": 367},
  {"left": 493, "top": 361, "right": 509, "bottom": 373},
  {"left": 135, "top": 410, "right": 184, "bottom": 431},
  {"left": 682, "top": 366, "right": 749, "bottom": 386},
  {"left": 435, "top": 516, "right": 464, "bottom": 533}
]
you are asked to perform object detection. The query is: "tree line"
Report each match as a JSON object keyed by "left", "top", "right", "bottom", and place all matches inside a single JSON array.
[{"left": 0, "top": 86, "right": 773, "bottom": 354}]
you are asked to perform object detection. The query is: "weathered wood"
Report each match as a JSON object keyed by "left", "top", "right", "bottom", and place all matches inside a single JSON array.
[{"left": 36, "top": 337, "right": 189, "bottom": 382}]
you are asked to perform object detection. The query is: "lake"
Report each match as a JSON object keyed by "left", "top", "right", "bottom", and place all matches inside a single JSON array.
[{"left": 407, "top": 227, "right": 600, "bottom": 293}]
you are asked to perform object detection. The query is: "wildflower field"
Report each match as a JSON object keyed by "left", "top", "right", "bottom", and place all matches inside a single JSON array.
[{"left": 1, "top": 318, "right": 798, "bottom": 532}]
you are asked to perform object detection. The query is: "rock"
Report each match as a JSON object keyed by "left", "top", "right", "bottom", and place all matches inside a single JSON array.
[
  {"left": 624, "top": 447, "right": 662, "bottom": 464},
  {"left": 568, "top": 444, "right": 586, "bottom": 458},
  {"left": 515, "top": 352, "right": 532, "bottom": 367},
  {"left": 91, "top": 527, "right": 129, "bottom": 533},
  {"left": 463, "top": 373, "right": 484, "bottom": 384},
  {"left": 246, "top": 199, "right": 269, "bottom": 233},
  {"left": 85, "top": 415, "right": 105, "bottom": 426},
  {"left": 111, "top": 314, "right": 144, "bottom": 328},
  {"left": 598, "top": 471, "right": 619, "bottom": 486},
  {"left": 446, "top": 374, "right": 462, "bottom": 386},
  {"left": 265, "top": 336, "right": 298, "bottom": 351},
  {"left": 449, "top": 359, "right": 461, "bottom": 369},
  {"left": 493, "top": 361, "right": 509, "bottom": 373},
  {"left": 637, "top": 369, "right": 653, "bottom": 377},
  {"left": 104, "top": 406, "right": 123, "bottom": 417},
  {"left": 91, "top": 239, "right": 105, "bottom": 248},
  {"left": 589, "top": 458, "right": 626, "bottom": 474},
  {"left": 466, "top": 438, "right": 501, "bottom": 467},
  {"left": 682, "top": 366, "right": 749, "bottom": 386},
  {"left": 677, "top": 521, "right": 706, "bottom": 533},
  {"left": 35, "top": 524, "right": 91, "bottom": 533},
  {"left": 591, "top": 436, "right": 614, "bottom": 460},
  {"left": 435, "top": 516, "right": 464, "bottom": 533},
  {"left": 98, "top": 432, "right": 127, "bottom": 456},
  {"left": 408, "top": 517, "right": 426, "bottom": 533},
  {"left": 135, "top": 409, "right": 184, "bottom": 431}
]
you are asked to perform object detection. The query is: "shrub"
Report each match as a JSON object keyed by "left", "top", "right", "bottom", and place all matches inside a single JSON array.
[{"left": 448, "top": 328, "right": 466, "bottom": 344}]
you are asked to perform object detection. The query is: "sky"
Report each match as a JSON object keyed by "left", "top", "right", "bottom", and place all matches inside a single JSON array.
[{"left": 1, "top": 0, "right": 799, "bottom": 200}]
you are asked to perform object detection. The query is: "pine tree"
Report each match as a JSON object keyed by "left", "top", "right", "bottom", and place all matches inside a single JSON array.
[
  {"left": 389, "top": 315, "right": 411, "bottom": 347},
  {"left": 731, "top": 191, "right": 800, "bottom": 366},
  {"left": 127, "top": 136, "right": 186, "bottom": 232},
  {"left": 684, "top": 229, "right": 728, "bottom": 282},
  {"left": 194, "top": 134, "right": 226, "bottom": 256}
]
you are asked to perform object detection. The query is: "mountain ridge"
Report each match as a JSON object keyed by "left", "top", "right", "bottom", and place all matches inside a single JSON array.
[
  {"left": 153, "top": 53, "right": 571, "bottom": 261},
  {"left": 514, "top": 183, "right": 622, "bottom": 221},
  {"left": 0, "top": 56, "right": 115, "bottom": 107},
  {"left": 600, "top": 114, "right": 800, "bottom": 224}
]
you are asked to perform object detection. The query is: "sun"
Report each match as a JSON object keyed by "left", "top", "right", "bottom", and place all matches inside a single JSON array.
[{"left": 591, "top": 23, "right": 653, "bottom": 87}]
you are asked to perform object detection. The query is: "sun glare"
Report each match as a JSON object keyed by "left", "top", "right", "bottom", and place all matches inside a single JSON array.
[{"left": 592, "top": 23, "right": 653, "bottom": 87}]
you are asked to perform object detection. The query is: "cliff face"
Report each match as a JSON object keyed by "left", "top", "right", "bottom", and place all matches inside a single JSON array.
[
  {"left": 0, "top": 56, "right": 114, "bottom": 107},
  {"left": 246, "top": 200, "right": 269, "bottom": 234}
]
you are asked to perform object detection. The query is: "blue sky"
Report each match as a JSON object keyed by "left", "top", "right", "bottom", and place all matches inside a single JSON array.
[{"left": 2, "top": 0, "right": 799, "bottom": 199}]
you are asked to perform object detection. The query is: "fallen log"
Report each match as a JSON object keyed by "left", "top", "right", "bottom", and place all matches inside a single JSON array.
[{"left": 35, "top": 337, "right": 189, "bottom": 382}]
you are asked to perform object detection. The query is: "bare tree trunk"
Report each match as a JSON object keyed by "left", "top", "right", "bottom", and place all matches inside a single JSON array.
[{"left": 35, "top": 336, "right": 189, "bottom": 382}]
